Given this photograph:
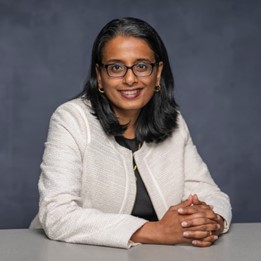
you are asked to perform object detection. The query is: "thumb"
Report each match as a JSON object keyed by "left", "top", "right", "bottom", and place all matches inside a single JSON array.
[
  {"left": 169, "top": 195, "right": 193, "bottom": 211},
  {"left": 192, "top": 194, "right": 207, "bottom": 206},
  {"left": 192, "top": 194, "right": 201, "bottom": 205},
  {"left": 176, "top": 195, "right": 193, "bottom": 209}
]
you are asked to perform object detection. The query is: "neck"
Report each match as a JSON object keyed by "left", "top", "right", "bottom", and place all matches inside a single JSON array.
[
  {"left": 114, "top": 109, "right": 140, "bottom": 139},
  {"left": 123, "top": 126, "right": 136, "bottom": 139}
]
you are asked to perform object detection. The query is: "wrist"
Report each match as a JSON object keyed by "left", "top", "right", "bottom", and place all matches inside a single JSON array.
[
  {"left": 130, "top": 221, "right": 160, "bottom": 244},
  {"left": 215, "top": 215, "right": 225, "bottom": 235},
  {"left": 219, "top": 216, "right": 225, "bottom": 232}
]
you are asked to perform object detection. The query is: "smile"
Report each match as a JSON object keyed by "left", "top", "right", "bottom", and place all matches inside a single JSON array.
[{"left": 119, "top": 89, "right": 142, "bottom": 99}]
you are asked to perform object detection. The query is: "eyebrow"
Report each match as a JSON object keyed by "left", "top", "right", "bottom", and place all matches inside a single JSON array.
[{"left": 103, "top": 58, "right": 155, "bottom": 64}]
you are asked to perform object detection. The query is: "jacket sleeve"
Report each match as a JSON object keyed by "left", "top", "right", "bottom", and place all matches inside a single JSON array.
[
  {"left": 179, "top": 115, "right": 232, "bottom": 232},
  {"left": 38, "top": 102, "right": 147, "bottom": 248}
]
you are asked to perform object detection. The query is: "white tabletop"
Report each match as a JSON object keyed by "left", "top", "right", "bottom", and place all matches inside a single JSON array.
[{"left": 1, "top": 223, "right": 261, "bottom": 261}]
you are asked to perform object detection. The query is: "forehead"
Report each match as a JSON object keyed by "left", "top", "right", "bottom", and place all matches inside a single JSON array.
[{"left": 101, "top": 36, "right": 155, "bottom": 62}]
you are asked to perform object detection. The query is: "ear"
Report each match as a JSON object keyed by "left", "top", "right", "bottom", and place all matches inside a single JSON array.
[
  {"left": 156, "top": 61, "right": 163, "bottom": 86},
  {"left": 96, "top": 64, "right": 102, "bottom": 87}
]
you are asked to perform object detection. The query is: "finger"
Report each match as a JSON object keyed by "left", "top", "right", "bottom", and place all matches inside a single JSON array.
[
  {"left": 181, "top": 216, "right": 217, "bottom": 226},
  {"left": 193, "top": 205, "right": 214, "bottom": 211},
  {"left": 183, "top": 223, "right": 220, "bottom": 233},
  {"left": 192, "top": 235, "right": 218, "bottom": 247},
  {"left": 183, "top": 211, "right": 219, "bottom": 223},
  {"left": 179, "top": 203, "right": 212, "bottom": 213},
  {"left": 178, "top": 206, "right": 218, "bottom": 220},
  {"left": 181, "top": 218, "right": 221, "bottom": 231},
  {"left": 192, "top": 194, "right": 203, "bottom": 205},
  {"left": 169, "top": 195, "right": 193, "bottom": 211},
  {"left": 192, "top": 195, "right": 215, "bottom": 210},
  {"left": 183, "top": 230, "right": 211, "bottom": 239},
  {"left": 182, "top": 195, "right": 193, "bottom": 207},
  {"left": 192, "top": 240, "right": 212, "bottom": 247}
]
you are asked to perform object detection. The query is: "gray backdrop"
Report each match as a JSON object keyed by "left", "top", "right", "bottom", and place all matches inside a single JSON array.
[{"left": 0, "top": 0, "right": 261, "bottom": 228}]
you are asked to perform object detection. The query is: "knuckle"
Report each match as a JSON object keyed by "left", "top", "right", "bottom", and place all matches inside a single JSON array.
[
  {"left": 202, "top": 217, "right": 209, "bottom": 223},
  {"left": 169, "top": 206, "right": 177, "bottom": 211},
  {"left": 201, "top": 224, "right": 208, "bottom": 230},
  {"left": 210, "top": 212, "right": 216, "bottom": 217}
]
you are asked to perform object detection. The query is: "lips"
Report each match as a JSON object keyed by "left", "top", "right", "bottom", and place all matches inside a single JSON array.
[{"left": 119, "top": 89, "right": 142, "bottom": 99}]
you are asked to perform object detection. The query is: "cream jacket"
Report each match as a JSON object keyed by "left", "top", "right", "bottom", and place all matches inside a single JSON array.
[{"left": 31, "top": 98, "right": 232, "bottom": 248}]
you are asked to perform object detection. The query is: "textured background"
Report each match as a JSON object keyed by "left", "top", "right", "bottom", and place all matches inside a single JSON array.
[{"left": 0, "top": 0, "right": 261, "bottom": 228}]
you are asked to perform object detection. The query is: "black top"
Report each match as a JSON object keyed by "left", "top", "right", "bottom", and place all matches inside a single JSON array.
[{"left": 115, "top": 136, "right": 158, "bottom": 221}]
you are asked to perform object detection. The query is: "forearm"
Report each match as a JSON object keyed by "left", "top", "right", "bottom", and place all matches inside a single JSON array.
[
  {"left": 130, "top": 221, "right": 159, "bottom": 244},
  {"left": 131, "top": 221, "right": 187, "bottom": 245},
  {"left": 39, "top": 198, "right": 147, "bottom": 248}
]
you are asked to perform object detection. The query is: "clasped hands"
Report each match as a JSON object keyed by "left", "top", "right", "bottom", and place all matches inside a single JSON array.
[
  {"left": 159, "top": 194, "right": 224, "bottom": 247},
  {"left": 131, "top": 194, "right": 224, "bottom": 247}
]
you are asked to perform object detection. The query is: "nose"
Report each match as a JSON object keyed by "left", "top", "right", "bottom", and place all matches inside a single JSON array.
[{"left": 123, "top": 68, "right": 138, "bottom": 86}]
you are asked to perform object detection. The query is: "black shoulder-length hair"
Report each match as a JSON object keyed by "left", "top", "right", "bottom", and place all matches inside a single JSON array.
[{"left": 77, "top": 17, "right": 179, "bottom": 143}]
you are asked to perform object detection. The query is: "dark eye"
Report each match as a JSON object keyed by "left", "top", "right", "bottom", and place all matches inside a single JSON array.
[
  {"left": 109, "top": 63, "right": 124, "bottom": 72},
  {"left": 135, "top": 63, "right": 149, "bottom": 72}
]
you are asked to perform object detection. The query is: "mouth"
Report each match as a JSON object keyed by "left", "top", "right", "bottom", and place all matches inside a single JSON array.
[{"left": 118, "top": 89, "right": 142, "bottom": 99}]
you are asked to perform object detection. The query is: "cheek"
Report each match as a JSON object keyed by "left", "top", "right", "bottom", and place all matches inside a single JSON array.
[
  {"left": 101, "top": 79, "right": 117, "bottom": 92},
  {"left": 141, "top": 79, "right": 157, "bottom": 100},
  {"left": 144, "top": 86, "right": 156, "bottom": 101},
  {"left": 144, "top": 77, "right": 157, "bottom": 91}
]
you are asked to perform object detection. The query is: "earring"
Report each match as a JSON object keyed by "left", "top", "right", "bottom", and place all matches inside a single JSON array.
[
  {"left": 98, "top": 87, "right": 105, "bottom": 93},
  {"left": 155, "top": 85, "right": 161, "bottom": 92}
]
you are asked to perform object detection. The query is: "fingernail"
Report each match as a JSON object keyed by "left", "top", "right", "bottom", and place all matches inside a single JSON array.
[
  {"left": 183, "top": 231, "right": 189, "bottom": 237},
  {"left": 213, "top": 235, "right": 218, "bottom": 240},
  {"left": 192, "top": 240, "right": 197, "bottom": 245},
  {"left": 181, "top": 221, "right": 188, "bottom": 227},
  {"left": 178, "top": 208, "right": 184, "bottom": 213}
]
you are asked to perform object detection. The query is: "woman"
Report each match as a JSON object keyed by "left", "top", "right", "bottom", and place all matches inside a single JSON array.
[{"left": 31, "top": 17, "right": 232, "bottom": 248}]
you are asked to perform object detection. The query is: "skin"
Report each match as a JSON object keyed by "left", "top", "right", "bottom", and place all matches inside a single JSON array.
[
  {"left": 131, "top": 194, "right": 224, "bottom": 246},
  {"left": 96, "top": 35, "right": 224, "bottom": 246}
]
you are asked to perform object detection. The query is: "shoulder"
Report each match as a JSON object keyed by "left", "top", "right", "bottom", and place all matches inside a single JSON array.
[
  {"left": 174, "top": 111, "right": 191, "bottom": 141},
  {"left": 49, "top": 98, "right": 100, "bottom": 140},
  {"left": 53, "top": 97, "right": 92, "bottom": 117},
  {"left": 50, "top": 97, "right": 96, "bottom": 125}
]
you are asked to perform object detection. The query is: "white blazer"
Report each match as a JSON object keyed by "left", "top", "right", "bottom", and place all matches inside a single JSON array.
[{"left": 31, "top": 98, "right": 232, "bottom": 248}]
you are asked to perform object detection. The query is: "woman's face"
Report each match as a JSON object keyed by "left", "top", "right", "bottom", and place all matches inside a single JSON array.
[{"left": 96, "top": 35, "right": 163, "bottom": 119}]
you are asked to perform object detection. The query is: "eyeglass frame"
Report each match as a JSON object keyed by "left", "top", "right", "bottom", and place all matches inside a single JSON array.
[{"left": 99, "top": 62, "right": 158, "bottom": 78}]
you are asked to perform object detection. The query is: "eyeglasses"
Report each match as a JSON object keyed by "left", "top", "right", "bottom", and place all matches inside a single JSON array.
[{"left": 100, "top": 62, "right": 157, "bottom": 78}]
